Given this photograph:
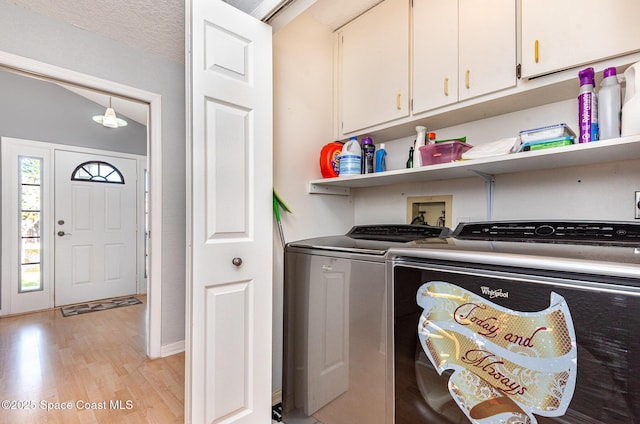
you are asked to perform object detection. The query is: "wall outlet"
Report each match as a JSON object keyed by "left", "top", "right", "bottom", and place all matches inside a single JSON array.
[{"left": 636, "top": 191, "right": 640, "bottom": 219}]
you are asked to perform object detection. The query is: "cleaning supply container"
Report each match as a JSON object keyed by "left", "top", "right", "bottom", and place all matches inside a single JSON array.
[
  {"left": 360, "top": 136, "right": 375, "bottom": 174},
  {"left": 599, "top": 67, "right": 622, "bottom": 140},
  {"left": 319, "top": 141, "right": 343, "bottom": 178},
  {"left": 375, "top": 143, "right": 387, "bottom": 172},
  {"left": 622, "top": 61, "right": 640, "bottom": 137},
  {"left": 339, "top": 136, "right": 361, "bottom": 176},
  {"left": 578, "top": 67, "right": 598, "bottom": 143},
  {"left": 414, "top": 126, "right": 427, "bottom": 167}
]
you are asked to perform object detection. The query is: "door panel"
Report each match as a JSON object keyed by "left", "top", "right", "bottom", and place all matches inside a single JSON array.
[
  {"left": 54, "top": 150, "right": 137, "bottom": 306},
  {"left": 188, "top": 0, "right": 273, "bottom": 422},
  {"left": 205, "top": 100, "right": 250, "bottom": 238},
  {"left": 307, "top": 256, "right": 350, "bottom": 415}
]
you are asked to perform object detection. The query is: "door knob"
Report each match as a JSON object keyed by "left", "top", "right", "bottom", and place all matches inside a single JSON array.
[
  {"left": 232, "top": 257, "right": 243, "bottom": 267},
  {"left": 57, "top": 231, "right": 71, "bottom": 237}
]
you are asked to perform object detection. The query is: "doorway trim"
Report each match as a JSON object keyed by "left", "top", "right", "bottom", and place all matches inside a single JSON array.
[{"left": 0, "top": 50, "right": 163, "bottom": 358}]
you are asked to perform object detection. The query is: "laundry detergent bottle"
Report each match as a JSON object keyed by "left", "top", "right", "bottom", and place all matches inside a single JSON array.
[
  {"left": 622, "top": 61, "right": 640, "bottom": 137},
  {"left": 360, "top": 136, "right": 375, "bottom": 174},
  {"left": 338, "top": 136, "right": 361, "bottom": 176}
]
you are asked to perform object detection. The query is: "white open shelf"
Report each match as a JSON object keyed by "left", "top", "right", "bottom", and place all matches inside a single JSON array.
[{"left": 309, "top": 135, "right": 640, "bottom": 195}]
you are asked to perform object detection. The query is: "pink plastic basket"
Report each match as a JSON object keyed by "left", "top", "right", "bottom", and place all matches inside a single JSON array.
[{"left": 418, "top": 141, "right": 472, "bottom": 165}]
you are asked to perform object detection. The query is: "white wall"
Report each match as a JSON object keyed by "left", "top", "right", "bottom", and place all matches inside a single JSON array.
[
  {"left": 0, "top": 0, "right": 186, "bottom": 346},
  {"left": 355, "top": 99, "right": 640, "bottom": 225},
  {"left": 272, "top": 11, "right": 355, "bottom": 393}
]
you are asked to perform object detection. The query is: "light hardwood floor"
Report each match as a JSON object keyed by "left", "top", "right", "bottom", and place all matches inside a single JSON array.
[{"left": 0, "top": 296, "right": 184, "bottom": 423}]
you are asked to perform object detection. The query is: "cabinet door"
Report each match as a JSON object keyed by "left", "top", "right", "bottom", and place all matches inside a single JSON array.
[
  {"left": 412, "top": 0, "right": 458, "bottom": 114},
  {"left": 458, "top": 0, "right": 516, "bottom": 101},
  {"left": 340, "top": 0, "right": 410, "bottom": 134},
  {"left": 522, "top": 0, "right": 640, "bottom": 78}
]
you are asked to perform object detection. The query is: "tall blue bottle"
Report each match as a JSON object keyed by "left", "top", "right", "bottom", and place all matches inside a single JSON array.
[{"left": 375, "top": 143, "right": 387, "bottom": 172}]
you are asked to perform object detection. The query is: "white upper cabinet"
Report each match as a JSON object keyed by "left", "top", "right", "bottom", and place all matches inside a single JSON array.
[
  {"left": 521, "top": 0, "right": 640, "bottom": 78},
  {"left": 457, "top": 0, "right": 516, "bottom": 100},
  {"left": 412, "top": 0, "right": 458, "bottom": 113},
  {"left": 413, "top": 0, "right": 516, "bottom": 115},
  {"left": 339, "top": 0, "right": 410, "bottom": 135}
]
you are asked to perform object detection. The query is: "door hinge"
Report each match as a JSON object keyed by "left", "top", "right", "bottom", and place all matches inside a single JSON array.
[{"left": 516, "top": 64, "right": 522, "bottom": 79}]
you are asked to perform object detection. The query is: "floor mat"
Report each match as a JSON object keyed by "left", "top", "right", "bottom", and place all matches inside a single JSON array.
[{"left": 60, "top": 296, "right": 142, "bottom": 317}]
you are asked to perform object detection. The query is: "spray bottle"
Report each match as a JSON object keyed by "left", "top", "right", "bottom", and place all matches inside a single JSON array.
[
  {"left": 578, "top": 67, "right": 598, "bottom": 143},
  {"left": 414, "top": 126, "right": 427, "bottom": 167}
]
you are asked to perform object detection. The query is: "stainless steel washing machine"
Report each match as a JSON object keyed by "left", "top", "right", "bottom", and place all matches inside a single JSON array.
[
  {"left": 387, "top": 221, "right": 640, "bottom": 424},
  {"left": 282, "top": 225, "right": 450, "bottom": 424}
]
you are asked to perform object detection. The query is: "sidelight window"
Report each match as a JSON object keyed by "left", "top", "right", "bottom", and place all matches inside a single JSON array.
[
  {"left": 19, "top": 157, "right": 43, "bottom": 292},
  {"left": 71, "top": 161, "right": 124, "bottom": 184}
]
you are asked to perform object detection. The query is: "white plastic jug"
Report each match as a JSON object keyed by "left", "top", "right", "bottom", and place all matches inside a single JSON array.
[
  {"left": 338, "top": 137, "right": 361, "bottom": 176},
  {"left": 621, "top": 61, "right": 640, "bottom": 137}
]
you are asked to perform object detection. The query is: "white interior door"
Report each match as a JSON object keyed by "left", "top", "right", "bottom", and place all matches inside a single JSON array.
[
  {"left": 54, "top": 150, "right": 137, "bottom": 306},
  {"left": 187, "top": 0, "right": 273, "bottom": 422}
]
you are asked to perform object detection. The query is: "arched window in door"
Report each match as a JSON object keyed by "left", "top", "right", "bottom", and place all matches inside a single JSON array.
[{"left": 70, "top": 161, "right": 125, "bottom": 184}]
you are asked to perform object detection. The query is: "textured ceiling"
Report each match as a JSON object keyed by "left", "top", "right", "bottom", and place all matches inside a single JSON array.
[
  {"left": 12, "top": 0, "right": 380, "bottom": 64},
  {"left": 11, "top": 0, "right": 186, "bottom": 63}
]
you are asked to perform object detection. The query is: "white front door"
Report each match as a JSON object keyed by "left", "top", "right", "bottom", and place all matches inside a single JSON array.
[
  {"left": 54, "top": 150, "right": 137, "bottom": 306},
  {"left": 187, "top": 0, "right": 273, "bottom": 422}
]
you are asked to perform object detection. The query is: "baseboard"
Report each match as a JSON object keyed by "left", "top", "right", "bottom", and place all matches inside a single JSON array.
[
  {"left": 160, "top": 339, "right": 185, "bottom": 357},
  {"left": 272, "top": 390, "right": 282, "bottom": 406}
]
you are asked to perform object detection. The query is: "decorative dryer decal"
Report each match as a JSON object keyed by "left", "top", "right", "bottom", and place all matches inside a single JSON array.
[{"left": 416, "top": 281, "right": 577, "bottom": 424}]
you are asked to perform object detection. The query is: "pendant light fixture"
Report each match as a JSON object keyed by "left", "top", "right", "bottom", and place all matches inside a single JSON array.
[{"left": 92, "top": 97, "right": 128, "bottom": 128}]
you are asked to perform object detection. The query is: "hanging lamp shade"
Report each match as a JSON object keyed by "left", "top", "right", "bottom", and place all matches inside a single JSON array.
[{"left": 93, "top": 97, "right": 128, "bottom": 128}]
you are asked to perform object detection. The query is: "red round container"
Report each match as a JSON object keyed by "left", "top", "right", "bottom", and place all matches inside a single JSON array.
[{"left": 319, "top": 142, "right": 343, "bottom": 178}]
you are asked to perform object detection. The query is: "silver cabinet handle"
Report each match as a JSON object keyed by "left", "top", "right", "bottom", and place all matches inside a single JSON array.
[
  {"left": 232, "top": 257, "right": 243, "bottom": 267},
  {"left": 57, "top": 231, "right": 72, "bottom": 236}
]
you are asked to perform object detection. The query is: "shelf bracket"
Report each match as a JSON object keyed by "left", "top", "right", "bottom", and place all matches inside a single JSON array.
[
  {"left": 308, "top": 182, "right": 351, "bottom": 196},
  {"left": 471, "top": 170, "right": 495, "bottom": 220}
]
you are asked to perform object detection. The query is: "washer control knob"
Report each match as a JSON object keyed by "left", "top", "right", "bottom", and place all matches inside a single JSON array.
[{"left": 534, "top": 225, "right": 555, "bottom": 236}]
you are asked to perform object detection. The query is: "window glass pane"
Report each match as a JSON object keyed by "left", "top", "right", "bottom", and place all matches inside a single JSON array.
[
  {"left": 20, "top": 158, "right": 41, "bottom": 184},
  {"left": 21, "top": 185, "right": 41, "bottom": 211},
  {"left": 20, "top": 264, "right": 41, "bottom": 292},
  {"left": 21, "top": 212, "right": 41, "bottom": 237},
  {"left": 106, "top": 171, "right": 121, "bottom": 182},
  {"left": 75, "top": 168, "right": 92, "bottom": 180},
  {"left": 21, "top": 238, "right": 41, "bottom": 264},
  {"left": 19, "top": 156, "right": 43, "bottom": 293},
  {"left": 85, "top": 162, "right": 100, "bottom": 176}
]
